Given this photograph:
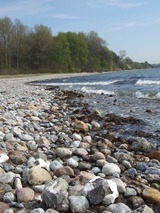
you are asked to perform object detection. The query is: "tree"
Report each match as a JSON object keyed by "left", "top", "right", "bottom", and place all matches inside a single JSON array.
[
  {"left": 27, "top": 24, "right": 53, "bottom": 69},
  {"left": 53, "top": 33, "right": 73, "bottom": 73},
  {"left": 66, "top": 32, "right": 88, "bottom": 72},
  {"left": 11, "top": 19, "right": 29, "bottom": 70},
  {"left": 0, "top": 17, "right": 13, "bottom": 71},
  {"left": 119, "top": 50, "right": 126, "bottom": 60}
]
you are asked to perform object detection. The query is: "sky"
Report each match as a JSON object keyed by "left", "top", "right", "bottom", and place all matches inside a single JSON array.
[{"left": 0, "top": 0, "right": 160, "bottom": 64}]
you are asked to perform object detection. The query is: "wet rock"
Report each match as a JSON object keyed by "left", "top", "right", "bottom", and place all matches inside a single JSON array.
[
  {"left": 142, "top": 187, "right": 160, "bottom": 203},
  {"left": 69, "top": 195, "right": 89, "bottom": 212},
  {"left": 54, "top": 166, "right": 74, "bottom": 177},
  {"left": 28, "top": 166, "right": 52, "bottom": 185},
  {"left": 130, "top": 137, "right": 152, "bottom": 152},
  {"left": 42, "top": 177, "right": 69, "bottom": 212},
  {"left": 16, "top": 187, "right": 34, "bottom": 202},
  {"left": 102, "top": 163, "right": 121, "bottom": 176},
  {"left": 107, "top": 203, "right": 132, "bottom": 213}
]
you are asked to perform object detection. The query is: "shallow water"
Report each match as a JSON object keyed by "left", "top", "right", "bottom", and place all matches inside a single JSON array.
[{"left": 38, "top": 68, "right": 160, "bottom": 146}]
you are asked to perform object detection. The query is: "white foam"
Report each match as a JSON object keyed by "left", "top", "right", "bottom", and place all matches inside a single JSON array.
[
  {"left": 40, "top": 80, "right": 120, "bottom": 86},
  {"left": 135, "top": 91, "right": 160, "bottom": 99},
  {"left": 136, "top": 79, "right": 160, "bottom": 85},
  {"left": 81, "top": 86, "right": 115, "bottom": 95}
]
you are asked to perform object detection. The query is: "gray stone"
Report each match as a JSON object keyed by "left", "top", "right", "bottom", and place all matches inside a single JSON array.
[
  {"left": 42, "top": 177, "right": 69, "bottom": 211},
  {"left": 48, "top": 134, "right": 58, "bottom": 143},
  {"left": 122, "top": 160, "right": 132, "bottom": 169},
  {"left": 107, "top": 156, "right": 118, "bottom": 164},
  {"left": 50, "top": 160, "right": 63, "bottom": 171},
  {"left": 107, "top": 203, "right": 132, "bottom": 213},
  {"left": 136, "top": 162, "right": 148, "bottom": 172},
  {"left": 56, "top": 147, "right": 72, "bottom": 158},
  {"left": 127, "top": 168, "right": 138, "bottom": 178},
  {"left": 4, "top": 209, "right": 14, "bottom": 213},
  {"left": 20, "top": 134, "right": 34, "bottom": 141},
  {"left": 124, "top": 187, "right": 137, "bottom": 197},
  {"left": 69, "top": 195, "right": 89, "bottom": 212},
  {"left": 12, "top": 127, "right": 22, "bottom": 138},
  {"left": 30, "top": 208, "right": 45, "bottom": 213},
  {"left": 130, "top": 137, "right": 152, "bottom": 152},
  {"left": 4, "top": 133, "right": 15, "bottom": 141},
  {"left": 102, "top": 163, "right": 121, "bottom": 176},
  {"left": 67, "top": 158, "right": 78, "bottom": 168},
  {"left": 145, "top": 167, "right": 160, "bottom": 175},
  {"left": 0, "top": 172, "right": 19, "bottom": 184},
  {"left": 3, "top": 192, "right": 15, "bottom": 203}
]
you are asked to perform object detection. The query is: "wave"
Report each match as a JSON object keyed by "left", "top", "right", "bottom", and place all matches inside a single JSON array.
[
  {"left": 136, "top": 79, "right": 160, "bottom": 85},
  {"left": 40, "top": 80, "right": 120, "bottom": 86},
  {"left": 135, "top": 91, "right": 160, "bottom": 99},
  {"left": 81, "top": 86, "right": 115, "bottom": 95}
]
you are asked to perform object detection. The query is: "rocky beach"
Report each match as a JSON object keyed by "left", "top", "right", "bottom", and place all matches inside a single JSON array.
[{"left": 0, "top": 75, "right": 160, "bottom": 213}]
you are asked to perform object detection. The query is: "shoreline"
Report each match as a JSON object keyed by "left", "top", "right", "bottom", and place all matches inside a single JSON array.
[{"left": 0, "top": 77, "right": 160, "bottom": 212}]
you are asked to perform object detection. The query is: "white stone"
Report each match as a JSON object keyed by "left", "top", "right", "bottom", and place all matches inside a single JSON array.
[
  {"left": 67, "top": 158, "right": 78, "bottom": 168},
  {"left": 72, "top": 133, "right": 82, "bottom": 141},
  {"left": 0, "top": 153, "right": 9, "bottom": 164}
]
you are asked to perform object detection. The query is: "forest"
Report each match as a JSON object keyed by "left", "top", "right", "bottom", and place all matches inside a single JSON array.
[{"left": 0, "top": 17, "right": 152, "bottom": 75}]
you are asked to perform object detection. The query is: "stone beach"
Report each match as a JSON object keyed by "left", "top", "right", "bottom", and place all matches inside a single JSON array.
[{"left": 0, "top": 74, "right": 160, "bottom": 213}]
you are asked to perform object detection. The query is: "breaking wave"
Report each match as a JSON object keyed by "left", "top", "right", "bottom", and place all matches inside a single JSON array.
[
  {"left": 136, "top": 79, "right": 160, "bottom": 85},
  {"left": 135, "top": 91, "right": 160, "bottom": 99},
  {"left": 81, "top": 86, "right": 115, "bottom": 95},
  {"left": 40, "top": 80, "right": 120, "bottom": 86}
]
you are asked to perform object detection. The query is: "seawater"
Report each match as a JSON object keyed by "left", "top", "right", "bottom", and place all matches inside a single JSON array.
[{"left": 38, "top": 68, "right": 160, "bottom": 146}]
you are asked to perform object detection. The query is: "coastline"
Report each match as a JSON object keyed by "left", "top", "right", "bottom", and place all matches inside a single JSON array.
[{"left": 0, "top": 76, "right": 160, "bottom": 212}]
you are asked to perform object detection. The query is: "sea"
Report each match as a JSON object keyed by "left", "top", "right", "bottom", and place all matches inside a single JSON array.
[{"left": 38, "top": 68, "right": 160, "bottom": 147}]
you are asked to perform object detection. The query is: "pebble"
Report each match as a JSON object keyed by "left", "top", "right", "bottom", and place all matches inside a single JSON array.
[{"left": 0, "top": 77, "right": 157, "bottom": 213}]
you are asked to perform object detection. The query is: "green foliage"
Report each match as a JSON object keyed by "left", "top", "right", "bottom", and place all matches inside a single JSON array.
[{"left": 0, "top": 17, "right": 152, "bottom": 75}]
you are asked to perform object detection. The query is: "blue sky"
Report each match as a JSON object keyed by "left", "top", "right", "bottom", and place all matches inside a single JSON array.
[{"left": 0, "top": 0, "right": 160, "bottom": 63}]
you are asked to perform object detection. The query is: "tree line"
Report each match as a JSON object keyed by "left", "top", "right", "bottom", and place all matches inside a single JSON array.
[{"left": 0, "top": 17, "right": 151, "bottom": 75}]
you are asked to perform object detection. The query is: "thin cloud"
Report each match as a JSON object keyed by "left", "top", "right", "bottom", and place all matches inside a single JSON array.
[
  {"left": 87, "top": 0, "right": 144, "bottom": 9},
  {"left": 0, "top": 0, "right": 54, "bottom": 18},
  {"left": 51, "top": 14, "right": 80, "bottom": 20},
  {"left": 108, "top": 18, "right": 160, "bottom": 32}
]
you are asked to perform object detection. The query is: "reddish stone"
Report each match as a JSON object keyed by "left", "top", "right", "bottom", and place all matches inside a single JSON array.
[
  {"left": 147, "top": 150, "right": 160, "bottom": 161},
  {"left": 54, "top": 166, "right": 74, "bottom": 177},
  {"left": 17, "top": 187, "right": 35, "bottom": 202}
]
